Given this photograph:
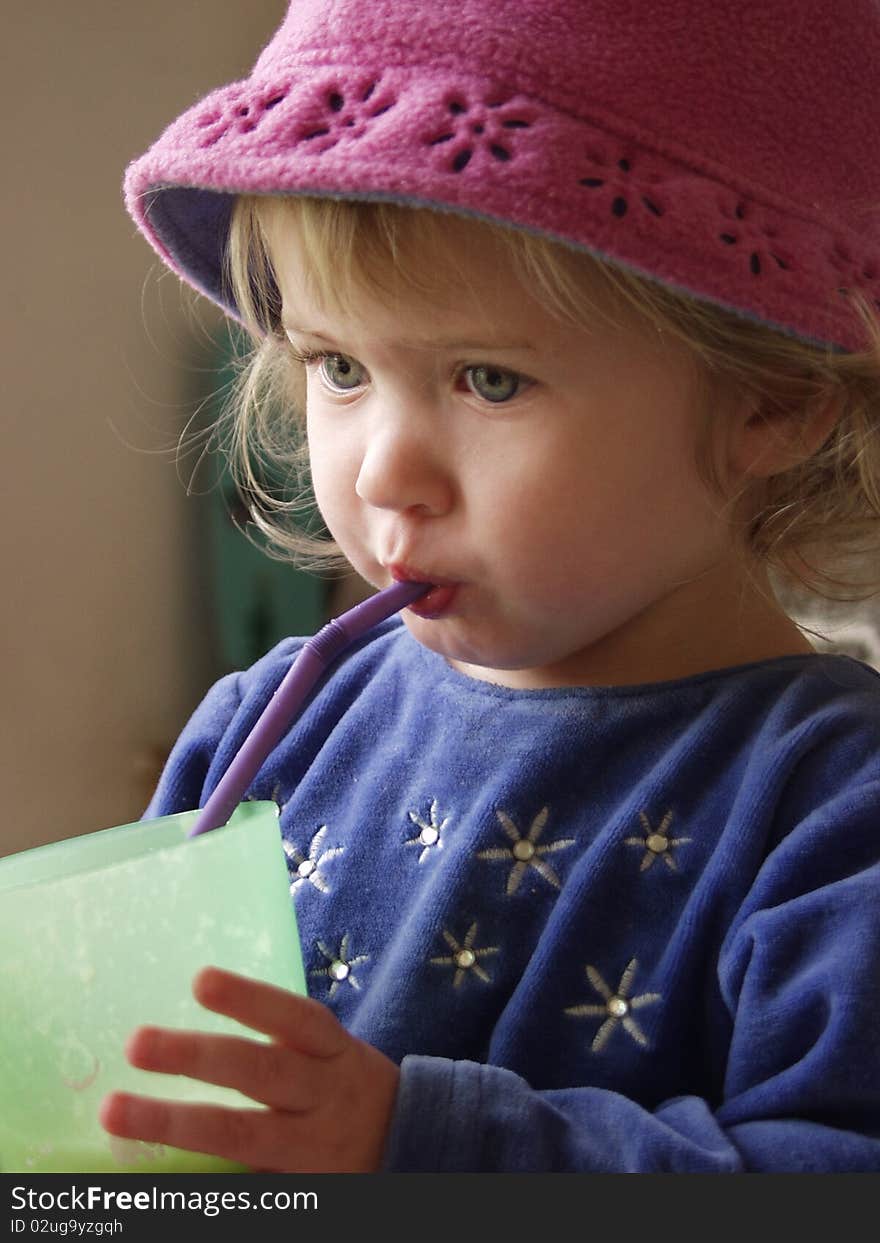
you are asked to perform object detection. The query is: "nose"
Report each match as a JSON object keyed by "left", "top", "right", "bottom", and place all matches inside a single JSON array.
[{"left": 355, "top": 407, "right": 454, "bottom": 517}]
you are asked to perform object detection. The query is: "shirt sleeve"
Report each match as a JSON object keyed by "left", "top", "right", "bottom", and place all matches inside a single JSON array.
[{"left": 382, "top": 781, "right": 880, "bottom": 1172}]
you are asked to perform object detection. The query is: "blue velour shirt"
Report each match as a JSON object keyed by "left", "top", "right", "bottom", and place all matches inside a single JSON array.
[{"left": 146, "top": 619, "right": 880, "bottom": 1171}]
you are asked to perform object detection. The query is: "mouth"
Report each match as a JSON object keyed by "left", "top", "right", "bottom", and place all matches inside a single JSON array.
[{"left": 387, "top": 563, "right": 461, "bottom": 619}]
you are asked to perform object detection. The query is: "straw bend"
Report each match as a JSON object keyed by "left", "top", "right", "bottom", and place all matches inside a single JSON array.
[{"left": 187, "top": 579, "right": 431, "bottom": 837}]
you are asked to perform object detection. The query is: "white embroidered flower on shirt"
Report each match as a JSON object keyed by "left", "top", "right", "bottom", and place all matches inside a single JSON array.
[
  {"left": 283, "top": 825, "right": 344, "bottom": 894},
  {"left": 477, "top": 806, "right": 575, "bottom": 895},
  {"left": 309, "top": 935, "right": 369, "bottom": 997},
  {"left": 429, "top": 921, "right": 499, "bottom": 988},
  {"left": 565, "top": 958, "right": 661, "bottom": 1053},
  {"left": 624, "top": 810, "right": 691, "bottom": 872},
  {"left": 405, "top": 798, "right": 451, "bottom": 863}
]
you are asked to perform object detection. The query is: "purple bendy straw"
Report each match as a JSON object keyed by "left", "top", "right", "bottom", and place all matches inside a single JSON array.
[{"left": 188, "top": 579, "right": 431, "bottom": 837}]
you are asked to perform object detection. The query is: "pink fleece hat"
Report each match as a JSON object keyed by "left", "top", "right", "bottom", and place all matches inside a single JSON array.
[{"left": 125, "top": 0, "right": 880, "bottom": 352}]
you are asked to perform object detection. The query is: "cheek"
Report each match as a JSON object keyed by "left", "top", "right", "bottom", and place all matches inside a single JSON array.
[
  {"left": 305, "top": 414, "right": 358, "bottom": 520},
  {"left": 476, "top": 419, "right": 718, "bottom": 581}
]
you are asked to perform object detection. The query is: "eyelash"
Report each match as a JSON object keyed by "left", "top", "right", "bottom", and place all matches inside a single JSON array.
[
  {"left": 287, "top": 347, "right": 367, "bottom": 397},
  {"left": 285, "top": 344, "right": 531, "bottom": 403},
  {"left": 286, "top": 346, "right": 333, "bottom": 368}
]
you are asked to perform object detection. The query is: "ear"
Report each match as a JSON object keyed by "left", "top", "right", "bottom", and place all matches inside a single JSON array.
[{"left": 724, "top": 391, "right": 843, "bottom": 481}]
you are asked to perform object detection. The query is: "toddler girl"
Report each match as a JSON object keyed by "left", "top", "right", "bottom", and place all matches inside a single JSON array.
[{"left": 101, "top": 0, "right": 880, "bottom": 1171}]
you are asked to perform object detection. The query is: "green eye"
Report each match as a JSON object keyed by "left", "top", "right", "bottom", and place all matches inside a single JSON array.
[
  {"left": 320, "top": 353, "right": 366, "bottom": 391},
  {"left": 465, "top": 365, "right": 521, "bottom": 403}
]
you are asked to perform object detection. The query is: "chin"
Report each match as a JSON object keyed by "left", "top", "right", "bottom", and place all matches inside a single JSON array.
[{"left": 400, "top": 612, "right": 547, "bottom": 673}]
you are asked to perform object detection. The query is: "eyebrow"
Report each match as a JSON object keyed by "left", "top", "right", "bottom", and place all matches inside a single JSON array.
[{"left": 281, "top": 323, "right": 536, "bottom": 352}]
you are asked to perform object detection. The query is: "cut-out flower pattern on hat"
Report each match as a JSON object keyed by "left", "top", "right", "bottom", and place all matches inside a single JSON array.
[
  {"left": 293, "top": 78, "right": 399, "bottom": 153},
  {"left": 477, "top": 806, "right": 575, "bottom": 895},
  {"left": 565, "top": 958, "right": 661, "bottom": 1054},
  {"left": 716, "top": 198, "right": 793, "bottom": 278},
  {"left": 829, "top": 243, "right": 880, "bottom": 311},
  {"left": 195, "top": 77, "right": 398, "bottom": 153},
  {"left": 429, "top": 921, "right": 499, "bottom": 989},
  {"left": 426, "top": 95, "right": 536, "bottom": 174},
  {"left": 577, "top": 153, "right": 667, "bottom": 221},
  {"left": 195, "top": 84, "right": 292, "bottom": 148}
]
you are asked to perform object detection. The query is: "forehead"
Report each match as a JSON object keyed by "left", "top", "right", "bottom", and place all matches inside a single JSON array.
[{"left": 260, "top": 200, "right": 628, "bottom": 353}]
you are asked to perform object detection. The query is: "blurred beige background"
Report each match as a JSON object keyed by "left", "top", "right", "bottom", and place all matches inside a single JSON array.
[
  {"left": 3, "top": 4, "right": 878, "bottom": 861},
  {"left": 1, "top": 2, "right": 289, "bottom": 854}
]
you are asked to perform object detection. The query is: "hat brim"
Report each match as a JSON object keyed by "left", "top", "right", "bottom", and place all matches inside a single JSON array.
[{"left": 126, "top": 63, "right": 873, "bottom": 352}]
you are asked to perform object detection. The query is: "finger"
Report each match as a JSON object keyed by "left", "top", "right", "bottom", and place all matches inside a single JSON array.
[
  {"left": 99, "top": 1090, "right": 294, "bottom": 1172},
  {"left": 193, "top": 966, "right": 347, "bottom": 1056},
  {"left": 124, "top": 1025, "right": 321, "bottom": 1112}
]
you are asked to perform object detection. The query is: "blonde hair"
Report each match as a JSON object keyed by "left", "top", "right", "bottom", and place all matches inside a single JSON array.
[{"left": 221, "top": 193, "right": 880, "bottom": 600}]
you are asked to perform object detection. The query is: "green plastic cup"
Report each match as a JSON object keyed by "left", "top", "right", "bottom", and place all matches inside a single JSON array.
[{"left": 0, "top": 801, "right": 304, "bottom": 1174}]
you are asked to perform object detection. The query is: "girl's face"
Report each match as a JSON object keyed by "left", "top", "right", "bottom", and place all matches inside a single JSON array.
[{"left": 266, "top": 211, "right": 794, "bottom": 688}]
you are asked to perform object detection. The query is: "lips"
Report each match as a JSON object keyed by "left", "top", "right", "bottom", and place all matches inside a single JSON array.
[
  {"left": 387, "top": 563, "right": 460, "bottom": 618},
  {"left": 388, "top": 562, "right": 453, "bottom": 586},
  {"left": 405, "top": 583, "right": 459, "bottom": 617}
]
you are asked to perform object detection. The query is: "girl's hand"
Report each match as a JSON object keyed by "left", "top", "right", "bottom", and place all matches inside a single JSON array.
[{"left": 98, "top": 966, "right": 400, "bottom": 1173}]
